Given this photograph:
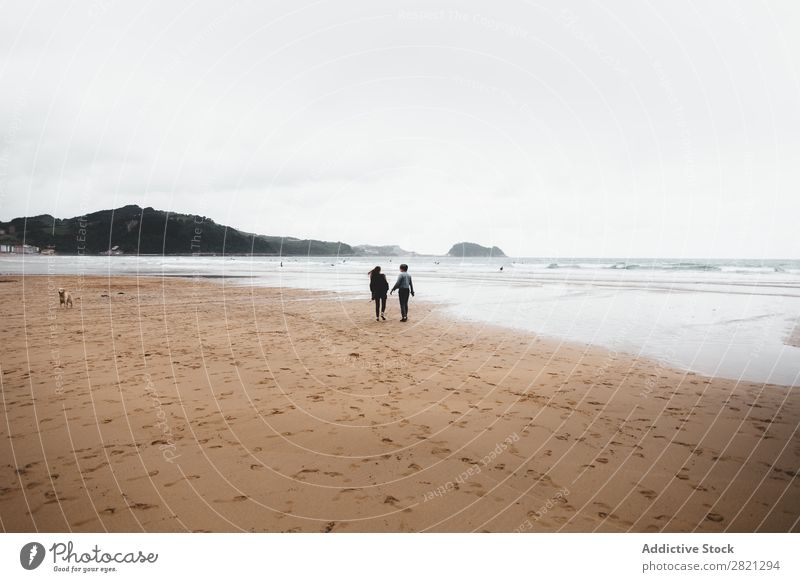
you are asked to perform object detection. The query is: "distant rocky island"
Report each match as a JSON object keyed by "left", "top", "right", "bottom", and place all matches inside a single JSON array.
[{"left": 447, "top": 242, "right": 506, "bottom": 258}]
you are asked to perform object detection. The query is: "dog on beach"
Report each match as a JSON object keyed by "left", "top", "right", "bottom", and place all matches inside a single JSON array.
[{"left": 58, "top": 288, "right": 73, "bottom": 308}]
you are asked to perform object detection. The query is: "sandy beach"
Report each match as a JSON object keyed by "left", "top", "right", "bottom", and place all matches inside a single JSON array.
[{"left": 0, "top": 275, "right": 798, "bottom": 532}]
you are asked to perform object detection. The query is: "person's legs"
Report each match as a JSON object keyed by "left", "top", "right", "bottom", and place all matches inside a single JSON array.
[
  {"left": 374, "top": 297, "right": 380, "bottom": 319},
  {"left": 399, "top": 288, "right": 409, "bottom": 319},
  {"left": 380, "top": 295, "right": 387, "bottom": 317}
]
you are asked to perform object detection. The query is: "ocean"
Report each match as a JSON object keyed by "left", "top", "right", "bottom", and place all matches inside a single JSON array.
[{"left": 3, "top": 254, "right": 799, "bottom": 386}]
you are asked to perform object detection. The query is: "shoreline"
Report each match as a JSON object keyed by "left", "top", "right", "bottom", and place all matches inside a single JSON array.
[
  {"left": 0, "top": 275, "right": 798, "bottom": 532},
  {"left": 203, "top": 273, "right": 800, "bottom": 389},
  {"left": 4, "top": 255, "right": 798, "bottom": 386}
]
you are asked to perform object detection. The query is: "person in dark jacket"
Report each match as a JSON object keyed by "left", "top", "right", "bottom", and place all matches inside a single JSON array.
[
  {"left": 390, "top": 263, "right": 415, "bottom": 321},
  {"left": 368, "top": 266, "right": 389, "bottom": 321}
]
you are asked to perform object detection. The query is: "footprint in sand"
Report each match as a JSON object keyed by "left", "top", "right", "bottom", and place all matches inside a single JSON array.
[
  {"left": 127, "top": 502, "right": 158, "bottom": 511},
  {"left": 212, "top": 495, "right": 249, "bottom": 503},
  {"left": 293, "top": 468, "right": 320, "bottom": 479},
  {"left": 164, "top": 475, "right": 201, "bottom": 487},
  {"left": 84, "top": 462, "right": 109, "bottom": 474}
]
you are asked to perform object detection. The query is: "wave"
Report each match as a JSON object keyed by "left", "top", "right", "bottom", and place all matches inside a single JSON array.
[
  {"left": 718, "top": 266, "right": 789, "bottom": 274},
  {"left": 544, "top": 261, "right": 725, "bottom": 272},
  {"left": 606, "top": 262, "right": 721, "bottom": 272},
  {"left": 545, "top": 262, "right": 607, "bottom": 269}
]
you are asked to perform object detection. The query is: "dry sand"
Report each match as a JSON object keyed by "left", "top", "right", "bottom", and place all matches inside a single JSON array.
[{"left": 0, "top": 275, "right": 798, "bottom": 532}]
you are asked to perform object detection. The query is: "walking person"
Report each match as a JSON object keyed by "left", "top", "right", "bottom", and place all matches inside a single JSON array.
[
  {"left": 390, "top": 263, "right": 415, "bottom": 322},
  {"left": 368, "top": 266, "right": 389, "bottom": 322}
]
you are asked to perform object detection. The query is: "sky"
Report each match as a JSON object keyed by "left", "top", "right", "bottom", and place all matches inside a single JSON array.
[{"left": 1, "top": 0, "right": 799, "bottom": 258}]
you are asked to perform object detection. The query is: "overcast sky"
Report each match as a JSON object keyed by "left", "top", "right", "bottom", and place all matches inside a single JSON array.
[{"left": 1, "top": 0, "right": 798, "bottom": 257}]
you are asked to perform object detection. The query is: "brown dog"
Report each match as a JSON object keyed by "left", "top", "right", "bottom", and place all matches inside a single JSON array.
[{"left": 58, "top": 288, "right": 73, "bottom": 308}]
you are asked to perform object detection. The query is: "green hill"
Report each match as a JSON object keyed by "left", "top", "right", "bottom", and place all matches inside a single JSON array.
[{"left": 0, "top": 205, "right": 354, "bottom": 256}]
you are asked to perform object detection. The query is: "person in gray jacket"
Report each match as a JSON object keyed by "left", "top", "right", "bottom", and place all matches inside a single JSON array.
[{"left": 390, "top": 263, "right": 415, "bottom": 321}]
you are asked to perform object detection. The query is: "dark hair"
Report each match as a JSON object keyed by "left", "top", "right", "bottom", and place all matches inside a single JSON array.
[
  {"left": 399, "top": 264, "right": 408, "bottom": 271},
  {"left": 368, "top": 266, "right": 381, "bottom": 277}
]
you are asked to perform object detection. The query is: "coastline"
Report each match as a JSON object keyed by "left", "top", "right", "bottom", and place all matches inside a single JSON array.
[
  {"left": 4, "top": 254, "right": 798, "bottom": 385},
  {"left": 0, "top": 275, "right": 798, "bottom": 532}
]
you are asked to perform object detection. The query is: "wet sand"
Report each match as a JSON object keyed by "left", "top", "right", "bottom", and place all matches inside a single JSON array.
[
  {"left": 0, "top": 275, "right": 798, "bottom": 532},
  {"left": 788, "top": 319, "right": 800, "bottom": 349}
]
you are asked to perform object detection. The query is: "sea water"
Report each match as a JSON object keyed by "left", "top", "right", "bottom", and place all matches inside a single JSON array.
[{"left": 3, "top": 254, "right": 799, "bottom": 386}]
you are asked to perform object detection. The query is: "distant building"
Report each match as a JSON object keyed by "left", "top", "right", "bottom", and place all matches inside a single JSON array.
[
  {"left": 101, "top": 245, "right": 122, "bottom": 256},
  {"left": 0, "top": 243, "right": 12, "bottom": 253},
  {"left": 9, "top": 244, "right": 40, "bottom": 254}
]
